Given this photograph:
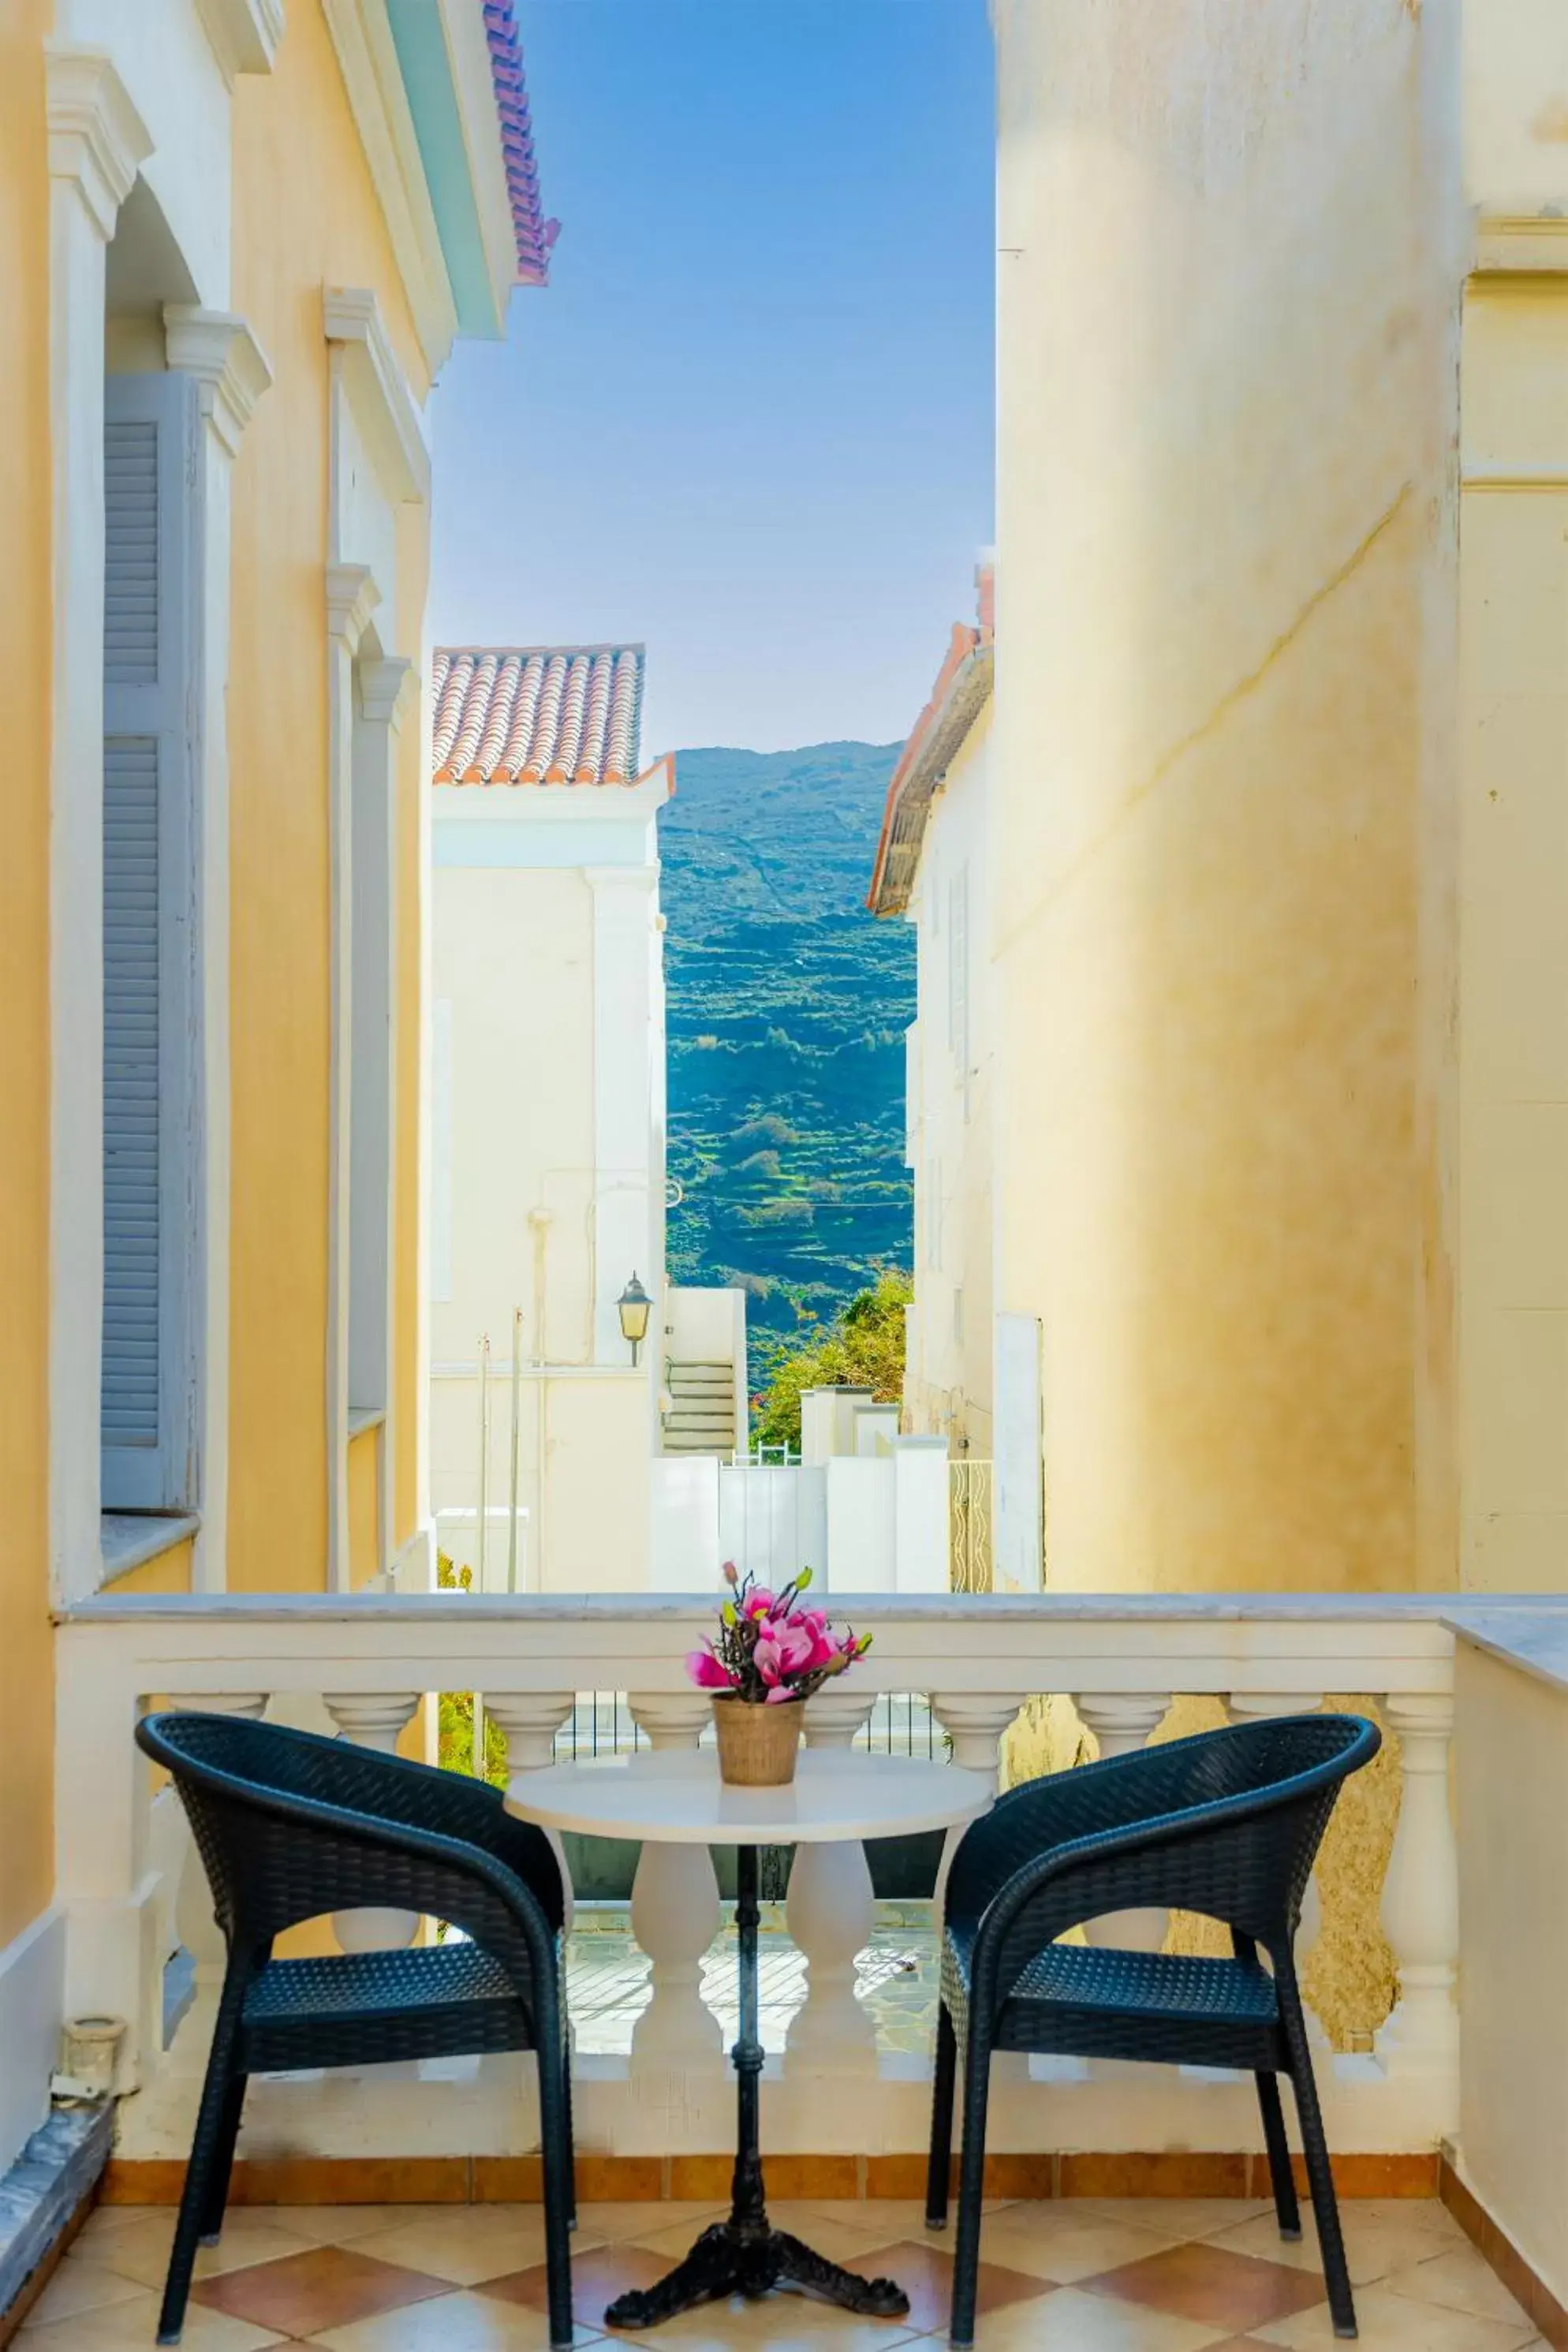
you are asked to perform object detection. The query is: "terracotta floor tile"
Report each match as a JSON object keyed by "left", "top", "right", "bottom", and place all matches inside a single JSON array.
[
  {"left": 629, "top": 2212, "right": 900, "bottom": 2268},
  {"left": 599, "top": 2297, "right": 922, "bottom": 2351},
  {"left": 192, "top": 2244, "right": 451, "bottom": 2337},
  {"left": 245, "top": 2205, "right": 469, "bottom": 2246},
  {"left": 1081, "top": 2243, "right": 1330, "bottom": 2331},
  {"left": 482, "top": 2242, "right": 671, "bottom": 2323},
  {"left": 832, "top": 2238, "right": 1055, "bottom": 2337}
]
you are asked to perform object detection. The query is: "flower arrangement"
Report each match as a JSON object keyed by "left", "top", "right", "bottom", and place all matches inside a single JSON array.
[
  {"left": 688, "top": 1564, "right": 872, "bottom": 1785},
  {"left": 687, "top": 1562, "right": 871, "bottom": 1706}
]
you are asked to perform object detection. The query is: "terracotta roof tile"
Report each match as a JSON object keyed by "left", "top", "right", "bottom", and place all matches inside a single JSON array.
[
  {"left": 431, "top": 645, "right": 646, "bottom": 786},
  {"left": 483, "top": 2, "right": 558, "bottom": 286}
]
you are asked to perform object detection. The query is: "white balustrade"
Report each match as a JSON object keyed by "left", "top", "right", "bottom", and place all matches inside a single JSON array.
[
  {"left": 785, "top": 1689, "right": 879, "bottom": 2074},
  {"left": 53, "top": 1592, "right": 1469, "bottom": 2161},
  {"left": 323, "top": 1692, "right": 422, "bottom": 1951},
  {"left": 1375, "top": 1693, "right": 1459, "bottom": 2126},
  {"left": 1227, "top": 1690, "right": 1329, "bottom": 2042},
  {"left": 165, "top": 1693, "right": 269, "bottom": 1981},
  {"left": 625, "top": 1693, "right": 722, "bottom": 2066},
  {"left": 1074, "top": 1691, "right": 1172, "bottom": 1951},
  {"left": 484, "top": 1690, "right": 577, "bottom": 1939}
]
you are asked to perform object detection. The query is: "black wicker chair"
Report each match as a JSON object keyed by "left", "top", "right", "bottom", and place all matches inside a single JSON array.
[
  {"left": 926, "top": 1712, "right": 1381, "bottom": 2347},
  {"left": 136, "top": 1710, "right": 576, "bottom": 2349}
]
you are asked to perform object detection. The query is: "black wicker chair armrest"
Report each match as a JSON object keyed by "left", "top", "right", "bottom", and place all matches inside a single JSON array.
[
  {"left": 136, "top": 1715, "right": 565, "bottom": 1981},
  {"left": 966, "top": 1723, "right": 1379, "bottom": 2002},
  {"left": 944, "top": 1748, "right": 1184, "bottom": 1926}
]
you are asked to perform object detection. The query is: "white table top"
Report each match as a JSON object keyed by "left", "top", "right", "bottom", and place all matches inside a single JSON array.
[{"left": 504, "top": 1747, "right": 993, "bottom": 1846}]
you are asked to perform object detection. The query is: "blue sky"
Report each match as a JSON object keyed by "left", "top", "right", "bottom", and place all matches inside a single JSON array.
[{"left": 428, "top": 0, "right": 995, "bottom": 756}]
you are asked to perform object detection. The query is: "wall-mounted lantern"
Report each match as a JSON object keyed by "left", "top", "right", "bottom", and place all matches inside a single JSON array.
[{"left": 617, "top": 1272, "right": 652, "bottom": 1366}]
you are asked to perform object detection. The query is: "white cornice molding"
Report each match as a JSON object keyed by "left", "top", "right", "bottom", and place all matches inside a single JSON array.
[
  {"left": 319, "top": 0, "right": 457, "bottom": 381},
  {"left": 326, "top": 562, "right": 383, "bottom": 653},
  {"left": 323, "top": 286, "right": 431, "bottom": 503},
  {"left": 358, "top": 654, "right": 416, "bottom": 731},
  {"left": 163, "top": 308, "right": 275, "bottom": 458},
  {"left": 43, "top": 45, "right": 153, "bottom": 241},
  {"left": 196, "top": 0, "right": 285, "bottom": 87}
]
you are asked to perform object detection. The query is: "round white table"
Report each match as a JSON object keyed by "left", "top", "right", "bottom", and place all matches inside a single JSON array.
[{"left": 507, "top": 1745, "right": 992, "bottom": 2330}]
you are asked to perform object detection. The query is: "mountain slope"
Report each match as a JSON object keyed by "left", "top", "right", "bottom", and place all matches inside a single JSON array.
[{"left": 659, "top": 742, "right": 914, "bottom": 1372}]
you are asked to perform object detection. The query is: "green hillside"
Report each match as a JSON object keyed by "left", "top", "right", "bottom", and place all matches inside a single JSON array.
[{"left": 659, "top": 742, "right": 914, "bottom": 1387}]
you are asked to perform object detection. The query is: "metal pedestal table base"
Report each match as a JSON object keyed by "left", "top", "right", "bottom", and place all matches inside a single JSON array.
[{"left": 603, "top": 1843, "right": 909, "bottom": 2329}]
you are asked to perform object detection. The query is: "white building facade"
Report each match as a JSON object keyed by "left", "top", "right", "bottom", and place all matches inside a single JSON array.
[
  {"left": 428, "top": 645, "right": 672, "bottom": 1589},
  {"left": 869, "top": 583, "right": 997, "bottom": 1459}
]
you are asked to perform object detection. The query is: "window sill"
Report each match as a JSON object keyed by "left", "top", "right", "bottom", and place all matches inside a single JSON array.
[
  {"left": 100, "top": 1512, "right": 200, "bottom": 1585},
  {"left": 347, "top": 1407, "right": 386, "bottom": 1439}
]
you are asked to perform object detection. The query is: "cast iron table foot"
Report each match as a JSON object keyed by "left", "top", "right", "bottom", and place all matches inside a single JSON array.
[{"left": 603, "top": 2222, "right": 910, "bottom": 2330}]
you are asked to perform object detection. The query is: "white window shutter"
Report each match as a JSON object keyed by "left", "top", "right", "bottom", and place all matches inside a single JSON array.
[{"left": 102, "top": 372, "right": 200, "bottom": 1511}]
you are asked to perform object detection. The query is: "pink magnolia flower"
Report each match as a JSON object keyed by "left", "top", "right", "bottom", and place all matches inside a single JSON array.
[
  {"left": 685, "top": 1647, "right": 737, "bottom": 1691},
  {"left": 741, "top": 1587, "right": 777, "bottom": 1622}
]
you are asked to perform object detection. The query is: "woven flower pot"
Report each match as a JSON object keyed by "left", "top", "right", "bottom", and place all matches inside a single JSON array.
[{"left": 712, "top": 1696, "right": 803, "bottom": 1786}]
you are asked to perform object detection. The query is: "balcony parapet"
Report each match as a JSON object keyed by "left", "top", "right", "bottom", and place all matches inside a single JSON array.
[{"left": 52, "top": 1588, "right": 1525, "bottom": 2175}]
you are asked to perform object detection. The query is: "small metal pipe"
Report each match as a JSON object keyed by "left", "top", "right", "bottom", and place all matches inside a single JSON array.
[
  {"left": 508, "top": 1307, "right": 522, "bottom": 1593},
  {"left": 477, "top": 1333, "right": 491, "bottom": 1588}
]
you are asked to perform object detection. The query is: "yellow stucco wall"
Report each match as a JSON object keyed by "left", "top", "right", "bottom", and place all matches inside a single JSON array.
[
  {"left": 347, "top": 1425, "right": 381, "bottom": 1590},
  {"left": 0, "top": 3, "right": 54, "bottom": 1948},
  {"left": 226, "top": 0, "right": 430, "bottom": 1591},
  {"left": 992, "top": 0, "right": 1458, "bottom": 1592}
]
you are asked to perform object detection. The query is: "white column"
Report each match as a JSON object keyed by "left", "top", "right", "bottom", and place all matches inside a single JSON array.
[
  {"left": 486, "top": 1692, "right": 577, "bottom": 1938},
  {"left": 588, "top": 865, "right": 658, "bottom": 1365},
  {"left": 323, "top": 563, "right": 382, "bottom": 1588},
  {"left": 1227, "top": 1691, "right": 1328, "bottom": 2036},
  {"left": 165, "top": 1694, "right": 269, "bottom": 1981},
  {"left": 625, "top": 1696, "right": 722, "bottom": 2065},
  {"left": 1074, "top": 1693, "right": 1171, "bottom": 1951},
  {"left": 323, "top": 1691, "right": 420, "bottom": 1951},
  {"left": 1375, "top": 1693, "right": 1460, "bottom": 2126},
  {"left": 785, "top": 1690, "right": 878, "bottom": 2074},
  {"left": 161, "top": 309, "right": 273, "bottom": 1593},
  {"left": 43, "top": 47, "right": 152, "bottom": 1606}
]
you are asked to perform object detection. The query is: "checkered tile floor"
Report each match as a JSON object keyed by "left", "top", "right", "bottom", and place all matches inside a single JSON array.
[{"left": 26, "top": 2194, "right": 1544, "bottom": 2350}]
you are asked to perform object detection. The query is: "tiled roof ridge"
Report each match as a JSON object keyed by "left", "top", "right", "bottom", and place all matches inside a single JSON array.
[
  {"left": 866, "top": 610, "right": 994, "bottom": 915},
  {"left": 483, "top": 2, "right": 559, "bottom": 287},
  {"left": 431, "top": 643, "right": 647, "bottom": 788}
]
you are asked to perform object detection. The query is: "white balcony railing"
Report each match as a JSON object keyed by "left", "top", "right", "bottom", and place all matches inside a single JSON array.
[{"left": 55, "top": 1591, "right": 1472, "bottom": 2168}]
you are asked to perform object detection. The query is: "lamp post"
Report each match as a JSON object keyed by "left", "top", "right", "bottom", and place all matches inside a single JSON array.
[{"left": 617, "top": 1272, "right": 652, "bottom": 1367}]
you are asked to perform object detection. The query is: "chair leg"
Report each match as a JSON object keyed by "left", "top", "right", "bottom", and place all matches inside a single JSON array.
[
  {"left": 1279, "top": 1974, "right": 1356, "bottom": 2339},
  {"left": 198, "top": 2073, "right": 248, "bottom": 2243},
  {"left": 949, "top": 2032, "right": 991, "bottom": 2350},
  {"left": 562, "top": 2037, "right": 577, "bottom": 2232},
  {"left": 537, "top": 2020, "right": 575, "bottom": 2350},
  {"left": 925, "top": 1999, "right": 956, "bottom": 2229},
  {"left": 158, "top": 1968, "right": 248, "bottom": 2345},
  {"left": 1254, "top": 2070, "right": 1301, "bottom": 2239}
]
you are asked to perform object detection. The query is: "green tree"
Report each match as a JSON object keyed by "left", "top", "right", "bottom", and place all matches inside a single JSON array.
[{"left": 750, "top": 1266, "right": 913, "bottom": 1452}]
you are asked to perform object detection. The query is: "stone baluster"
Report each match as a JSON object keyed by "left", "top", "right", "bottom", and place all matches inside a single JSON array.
[
  {"left": 622, "top": 1694, "right": 723, "bottom": 2068},
  {"left": 166, "top": 1695, "right": 270, "bottom": 1984},
  {"left": 485, "top": 1692, "right": 579, "bottom": 1940},
  {"left": 1227, "top": 1691, "right": 1329, "bottom": 2042},
  {"left": 1073, "top": 1693, "right": 1172, "bottom": 1951},
  {"left": 785, "top": 1689, "right": 879, "bottom": 2075},
  {"left": 323, "top": 1693, "right": 422, "bottom": 1952},
  {"left": 1374, "top": 1693, "right": 1459, "bottom": 2130},
  {"left": 928, "top": 1692, "right": 1027, "bottom": 1917}
]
